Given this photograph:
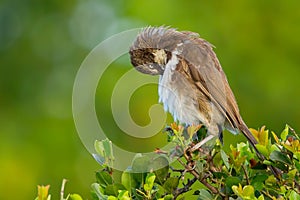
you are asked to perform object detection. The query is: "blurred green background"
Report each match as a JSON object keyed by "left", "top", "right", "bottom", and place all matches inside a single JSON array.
[{"left": 1, "top": 0, "right": 300, "bottom": 199}]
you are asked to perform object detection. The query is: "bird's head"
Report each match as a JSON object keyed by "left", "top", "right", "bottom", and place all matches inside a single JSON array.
[
  {"left": 129, "top": 26, "right": 185, "bottom": 75},
  {"left": 129, "top": 48, "right": 169, "bottom": 75}
]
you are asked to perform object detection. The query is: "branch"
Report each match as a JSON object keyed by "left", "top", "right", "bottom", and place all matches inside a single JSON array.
[{"left": 173, "top": 178, "right": 197, "bottom": 199}]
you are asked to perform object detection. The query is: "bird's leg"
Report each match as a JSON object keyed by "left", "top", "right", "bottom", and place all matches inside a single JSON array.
[
  {"left": 190, "top": 124, "right": 222, "bottom": 152},
  {"left": 218, "top": 124, "right": 224, "bottom": 145},
  {"left": 190, "top": 134, "right": 215, "bottom": 152}
]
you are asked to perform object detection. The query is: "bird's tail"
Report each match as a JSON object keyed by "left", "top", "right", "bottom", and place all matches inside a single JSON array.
[
  {"left": 239, "top": 121, "right": 281, "bottom": 178},
  {"left": 239, "top": 123, "right": 262, "bottom": 158}
]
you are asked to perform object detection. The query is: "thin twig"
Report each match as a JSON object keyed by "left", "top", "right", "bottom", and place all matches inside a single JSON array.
[
  {"left": 200, "top": 176, "right": 219, "bottom": 194},
  {"left": 176, "top": 145, "right": 226, "bottom": 198},
  {"left": 173, "top": 178, "right": 197, "bottom": 199},
  {"left": 241, "top": 165, "right": 250, "bottom": 185},
  {"left": 294, "top": 179, "right": 300, "bottom": 192},
  {"left": 60, "top": 179, "right": 68, "bottom": 200},
  {"left": 207, "top": 153, "right": 220, "bottom": 173},
  {"left": 261, "top": 190, "right": 275, "bottom": 199}
]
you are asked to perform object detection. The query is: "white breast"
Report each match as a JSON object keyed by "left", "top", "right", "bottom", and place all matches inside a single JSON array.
[{"left": 158, "top": 54, "right": 209, "bottom": 126}]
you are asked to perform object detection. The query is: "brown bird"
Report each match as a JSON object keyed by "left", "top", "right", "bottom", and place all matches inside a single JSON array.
[
  {"left": 129, "top": 26, "right": 281, "bottom": 178},
  {"left": 131, "top": 29, "right": 276, "bottom": 163},
  {"left": 129, "top": 26, "right": 260, "bottom": 149}
]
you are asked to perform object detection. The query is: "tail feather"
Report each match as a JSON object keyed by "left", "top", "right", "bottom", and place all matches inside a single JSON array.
[
  {"left": 239, "top": 122, "right": 281, "bottom": 178},
  {"left": 239, "top": 123, "right": 262, "bottom": 158}
]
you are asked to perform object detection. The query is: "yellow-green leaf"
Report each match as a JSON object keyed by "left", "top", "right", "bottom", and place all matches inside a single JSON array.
[
  {"left": 232, "top": 184, "right": 243, "bottom": 196},
  {"left": 69, "top": 194, "right": 83, "bottom": 200},
  {"left": 258, "top": 194, "right": 265, "bottom": 200},
  {"left": 143, "top": 173, "right": 156, "bottom": 192},
  {"left": 271, "top": 131, "right": 279, "bottom": 143},
  {"left": 117, "top": 190, "right": 131, "bottom": 200},
  {"left": 256, "top": 144, "right": 269, "bottom": 157},
  {"left": 281, "top": 125, "right": 289, "bottom": 141},
  {"left": 37, "top": 185, "right": 50, "bottom": 200},
  {"left": 242, "top": 185, "right": 254, "bottom": 197},
  {"left": 107, "top": 196, "right": 118, "bottom": 200}
]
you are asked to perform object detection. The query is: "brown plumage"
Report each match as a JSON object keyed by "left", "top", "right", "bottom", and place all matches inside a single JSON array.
[
  {"left": 129, "top": 27, "right": 281, "bottom": 178},
  {"left": 129, "top": 26, "right": 258, "bottom": 147}
]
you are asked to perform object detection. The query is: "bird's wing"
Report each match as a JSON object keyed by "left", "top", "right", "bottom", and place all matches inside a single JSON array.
[{"left": 178, "top": 31, "right": 243, "bottom": 130}]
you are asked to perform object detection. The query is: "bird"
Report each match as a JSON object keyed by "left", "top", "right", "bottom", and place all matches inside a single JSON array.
[
  {"left": 129, "top": 26, "right": 259, "bottom": 150},
  {"left": 129, "top": 26, "right": 281, "bottom": 179}
]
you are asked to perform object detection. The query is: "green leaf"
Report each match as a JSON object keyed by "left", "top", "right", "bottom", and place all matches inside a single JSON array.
[
  {"left": 289, "top": 190, "right": 300, "bottom": 200},
  {"left": 105, "top": 183, "right": 126, "bottom": 196},
  {"left": 270, "top": 151, "right": 292, "bottom": 164},
  {"left": 95, "top": 140, "right": 105, "bottom": 158},
  {"left": 94, "top": 139, "right": 113, "bottom": 158},
  {"left": 150, "top": 156, "right": 169, "bottom": 184},
  {"left": 197, "top": 189, "right": 213, "bottom": 200},
  {"left": 131, "top": 154, "right": 150, "bottom": 173},
  {"left": 257, "top": 194, "right": 265, "bottom": 200},
  {"left": 96, "top": 171, "right": 113, "bottom": 188},
  {"left": 131, "top": 154, "right": 149, "bottom": 183},
  {"left": 107, "top": 196, "right": 118, "bottom": 200},
  {"left": 280, "top": 186, "right": 287, "bottom": 194},
  {"left": 281, "top": 125, "right": 289, "bottom": 141},
  {"left": 252, "top": 181, "right": 264, "bottom": 191},
  {"left": 220, "top": 150, "right": 230, "bottom": 169},
  {"left": 255, "top": 144, "right": 269, "bottom": 157},
  {"left": 251, "top": 174, "right": 268, "bottom": 183},
  {"left": 295, "top": 160, "right": 300, "bottom": 172},
  {"left": 117, "top": 190, "right": 131, "bottom": 200},
  {"left": 121, "top": 170, "right": 137, "bottom": 191},
  {"left": 212, "top": 172, "right": 228, "bottom": 179},
  {"left": 295, "top": 152, "right": 300, "bottom": 161},
  {"left": 105, "top": 185, "right": 117, "bottom": 196},
  {"left": 262, "top": 160, "right": 272, "bottom": 166},
  {"left": 154, "top": 183, "right": 166, "bottom": 199},
  {"left": 265, "top": 175, "right": 276, "bottom": 185},
  {"left": 94, "top": 139, "right": 114, "bottom": 167},
  {"left": 270, "top": 144, "right": 280, "bottom": 152},
  {"left": 195, "top": 160, "right": 204, "bottom": 174},
  {"left": 274, "top": 162, "right": 289, "bottom": 171},
  {"left": 225, "top": 176, "right": 241, "bottom": 194},
  {"left": 144, "top": 173, "right": 156, "bottom": 192},
  {"left": 287, "top": 169, "right": 297, "bottom": 179},
  {"left": 163, "top": 177, "right": 179, "bottom": 193},
  {"left": 232, "top": 185, "right": 255, "bottom": 199},
  {"left": 91, "top": 183, "right": 108, "bottom": 200},
  {"left": 251, "top": 174, "right": 268, "bottom": 191},
  {"left": 94, "top": 140, "right": 105, "bottom": 157},
  {"left": 103, "top": 139, "right": 113, "bottom": 157},
  {"left": 69, "top": 194, "right": 83, "bottom": 200}
]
